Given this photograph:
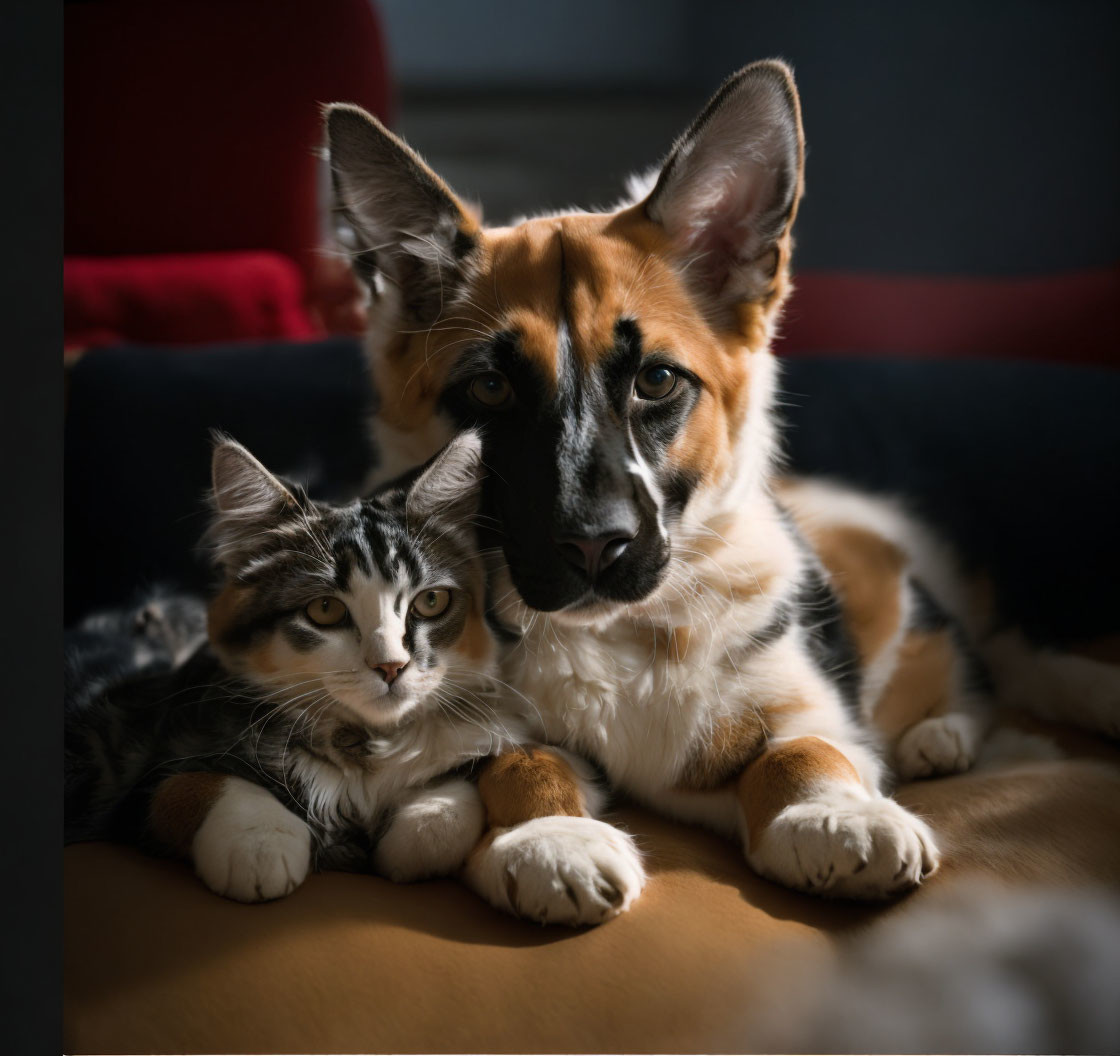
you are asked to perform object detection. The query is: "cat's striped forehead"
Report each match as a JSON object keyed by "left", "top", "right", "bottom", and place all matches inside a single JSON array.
[{"left": 236, "top": 498, "right": 434, "bottom": 595}]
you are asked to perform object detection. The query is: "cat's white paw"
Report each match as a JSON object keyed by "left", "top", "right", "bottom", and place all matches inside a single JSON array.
[
  {"left": 374, "top": 778, "right": 486, "bottom": 882},
  {"left": 192, "top": 777, "right": 312, "bottom": 903},
  {"left": 464, "top": 815, "right": 645, "bottom": 926},
  {"left": 747, "top": 785, "right": 939, "bottom": 900},
  {"left": 895, "top": 713, "right": 983, "bottom": 780}
]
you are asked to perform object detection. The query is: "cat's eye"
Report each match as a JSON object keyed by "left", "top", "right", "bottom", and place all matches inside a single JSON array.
[
  {"left": 635, "top": 364, "right": 678, "bottom": 400},
  {"left": 306, "top": 597, "right": 348, "bottom": 626},
  {"left": 468, "top": 372, "right": 513, "bottom": 409},
  {"left": 411, "top": 588, "right": 451, "bottom": 619}
]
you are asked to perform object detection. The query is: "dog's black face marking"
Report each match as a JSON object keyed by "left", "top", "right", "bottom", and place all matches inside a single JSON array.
[{"left": 441, "top": 318, "right": 699, "bottom": 613}]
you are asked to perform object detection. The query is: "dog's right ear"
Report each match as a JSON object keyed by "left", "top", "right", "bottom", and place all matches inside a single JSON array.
[
  {"left": 325, "top": 104, "right": 481, "bottom": 325},
  {"left": 640, "top": 61, "right": 804, "bottom": 330}
]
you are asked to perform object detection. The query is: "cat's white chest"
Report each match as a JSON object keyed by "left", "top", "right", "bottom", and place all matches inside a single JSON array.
[{"left": 290, "top": 716, "right": 508, "bottom": 832}]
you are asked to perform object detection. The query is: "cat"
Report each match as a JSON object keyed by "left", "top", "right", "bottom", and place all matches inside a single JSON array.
[{"left": 65, "top": 430, "right": 645, "bottom": 920}]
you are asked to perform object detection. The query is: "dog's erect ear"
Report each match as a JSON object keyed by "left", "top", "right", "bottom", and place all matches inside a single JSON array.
[
  {"left": 405, "top": 430, "right": 484, "bottom": 533},
  {"left": 641, "top": 61, "right": 804, "bottom": 324},
  {"left": 326, "top": 104, "right": 481, "bottom": 324}
]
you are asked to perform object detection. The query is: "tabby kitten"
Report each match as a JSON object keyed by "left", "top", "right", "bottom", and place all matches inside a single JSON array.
[{"left": 66, "top": 432, "right": 538, "bottom": 902}]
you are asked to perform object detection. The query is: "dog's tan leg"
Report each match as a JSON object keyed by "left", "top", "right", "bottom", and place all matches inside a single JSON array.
[
  {"left": 462, "top": 746, "right": 646, "bottom": 926},
  {"left": 739, "top": 736, "right": 939, "bottom": 899}
]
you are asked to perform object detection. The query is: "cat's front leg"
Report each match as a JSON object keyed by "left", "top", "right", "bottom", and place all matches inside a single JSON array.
[
  {"left": 462, "top": 746, "right": 646, "bottom": 926},
  {"left": 739, "top": 736, "right": 939, "bottom": 900},
  {"left": 373, "top": 777, "right": 486, "bottom": 881},
  {"left": 149, "top": 772, "right": 312, "bottom": 902}
]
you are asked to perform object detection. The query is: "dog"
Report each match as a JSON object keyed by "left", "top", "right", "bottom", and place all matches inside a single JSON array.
[{"left": 324, "top": 60, "right": 1117, "bottom": 916}]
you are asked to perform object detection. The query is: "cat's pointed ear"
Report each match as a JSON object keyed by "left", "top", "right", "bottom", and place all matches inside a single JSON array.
[
  {"left": 640, "top": 60, "right": 804, "bottom": 327},
  {"left": 405, "top": 430, "right": 484, "bottom": 531},
  {"left": 211, "top": 436, "right": 296, "bottom": 515},
  {"left": 326, "top": 103, "right": 482, "bottom": 325},
  {"left": 208, "top": 435, "right": 298, "bottom": 567}
]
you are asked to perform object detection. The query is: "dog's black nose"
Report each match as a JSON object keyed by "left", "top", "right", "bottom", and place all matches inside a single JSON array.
[{"left": 556, "top": 532, "right": 634, "bottom": 581}]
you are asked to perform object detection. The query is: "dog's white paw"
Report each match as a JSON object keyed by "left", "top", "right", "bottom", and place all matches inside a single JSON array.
[
  {"left": 464, "top": 815, "right": 646, "bottom": 926},
  {"left": 747, "top": 785, "right": 939, "bottom": 900},
  {"left": 895, "top": 713, "right": 983, "bottom": 780},
  {"left": 192, "top": 778, "right": 312, "bottom": 903},
  {"left": 374, "top": 778, "right": 486, "bottom": 882}
]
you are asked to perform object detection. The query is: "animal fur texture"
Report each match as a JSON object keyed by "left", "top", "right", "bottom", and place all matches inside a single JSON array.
[
  {"left": 326, "top": 59, "right": 1119, "bottom": 903},
  {"left": 65, "top": 432, "right": 644, "bottom": 923}
]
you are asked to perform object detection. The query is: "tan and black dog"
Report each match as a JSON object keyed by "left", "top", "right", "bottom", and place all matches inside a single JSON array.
[{"left": 325, "top": 61, "right": 1117, "bottom": 920}]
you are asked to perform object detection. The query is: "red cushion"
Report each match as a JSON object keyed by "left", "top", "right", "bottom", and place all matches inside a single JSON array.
[
  {"left": 64, "top": 253, "right": 315, "bottom": 348},
  {"left": 778, "top": 268, "right": 1120, "bottom": 365},
  {"left": 65, "top": 0, "right": 391, "bottom": 278}
]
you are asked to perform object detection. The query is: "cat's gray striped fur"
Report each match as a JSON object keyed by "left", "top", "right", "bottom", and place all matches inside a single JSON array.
[{"left": 65, "top": 430, "right": 531, "bottom": 893}]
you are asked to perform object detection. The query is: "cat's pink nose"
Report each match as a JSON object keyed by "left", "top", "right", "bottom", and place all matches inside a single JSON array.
[{"left": 370, "top": 659, "right": 408, "bottom": 684}]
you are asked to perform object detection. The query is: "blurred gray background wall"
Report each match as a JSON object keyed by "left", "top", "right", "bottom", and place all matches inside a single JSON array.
[{"left": 377, "top": 0, "right": 1119, "bottom": 275}]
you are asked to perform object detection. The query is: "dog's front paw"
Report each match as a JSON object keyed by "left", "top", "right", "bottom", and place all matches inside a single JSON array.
[
  {"left": 192, "top": 781, "right": 312, "bottom": 903},
  {"left": 464, "top": 816, "right": 646, "bottom": 926},
  {"left": 895, "top": 713, "right": 983, "bottom": 780},
  {"left": 747, "top": 786, "right": 939, "bottom": 900}
]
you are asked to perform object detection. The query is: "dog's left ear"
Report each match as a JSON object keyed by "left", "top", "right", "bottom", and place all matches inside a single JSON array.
[
  {"left": 641, "top": 60, "right": 804, "bottom": 325},
  {"left": 326, "top": 104, "right": 481, "bottom": 324}
]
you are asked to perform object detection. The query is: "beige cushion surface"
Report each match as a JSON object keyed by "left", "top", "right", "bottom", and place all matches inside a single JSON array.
[{"left": 65, "top": 718, "right": 1120, "bottom": 1054}]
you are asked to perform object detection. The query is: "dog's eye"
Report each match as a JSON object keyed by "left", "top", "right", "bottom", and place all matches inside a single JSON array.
[
  {"left": 635, "top": 365, "right": 678, "bottom": 400},
  {"left": 306, "top": 597, "right": 348, "bottom": 627},
  {"left": 468, "top": 372, "right": 513, "bottom": 409},
  {"left": 411, "top": 588, "right": 451, "bottom": 619}
]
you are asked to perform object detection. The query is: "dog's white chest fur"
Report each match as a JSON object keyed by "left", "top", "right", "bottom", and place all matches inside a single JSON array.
[
  {"left": 506, "top": 615, "right": 739, "bottom": 797},
  {"left": 500, "top": 497, "right": 808, "bottom": 801}
]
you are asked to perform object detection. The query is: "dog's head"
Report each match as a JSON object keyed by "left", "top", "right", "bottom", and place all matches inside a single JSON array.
[{"left": 327, "top": 61, "right": 804, "bottom": 622}]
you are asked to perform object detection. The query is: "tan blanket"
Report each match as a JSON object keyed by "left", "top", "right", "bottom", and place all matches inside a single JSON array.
[{"left": 65, "top": 714, "right": 1120, "bottom": 1054}]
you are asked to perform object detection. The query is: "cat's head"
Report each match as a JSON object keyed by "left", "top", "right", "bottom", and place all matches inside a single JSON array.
[{"left": 205, "top": 431, "right": 494, "bottom": 727}]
